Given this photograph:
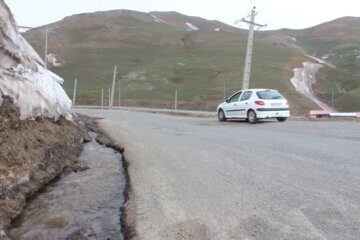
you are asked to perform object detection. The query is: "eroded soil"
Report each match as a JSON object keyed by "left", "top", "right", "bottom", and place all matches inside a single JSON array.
[{"left": 0, "top": 97, "right": 83, "bottom": 239}]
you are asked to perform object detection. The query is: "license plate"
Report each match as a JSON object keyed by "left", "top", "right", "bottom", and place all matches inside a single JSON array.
[{"left": 271, "top": 103, "right": 282, "bottom": 107}]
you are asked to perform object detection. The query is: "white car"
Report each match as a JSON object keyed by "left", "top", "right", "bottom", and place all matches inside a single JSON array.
[{"left": 217, "top": 88, "right": 290, "bottom": 123}]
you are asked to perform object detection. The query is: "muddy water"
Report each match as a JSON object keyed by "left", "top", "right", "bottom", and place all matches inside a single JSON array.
[{"left": 9, "top": 133, "right": 126, "bottom": 240}]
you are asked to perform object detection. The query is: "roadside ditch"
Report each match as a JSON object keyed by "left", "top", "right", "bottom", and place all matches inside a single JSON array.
[{"left": 5, "top": 115, "right": 134, "bottom": 239}]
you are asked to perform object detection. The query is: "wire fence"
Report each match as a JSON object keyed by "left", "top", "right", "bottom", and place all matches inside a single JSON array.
[
  {"left": 65, "top": 73, "right": 360, "bottom": 114},
  {"left": 70, "top": 85, "right": 360, "bottom": 113},
  {"left": 72, "top": 88, "right": 227, "bottom": 112}
]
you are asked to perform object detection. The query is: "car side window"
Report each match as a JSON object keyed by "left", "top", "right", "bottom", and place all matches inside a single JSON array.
[
  {"left": 240, "top": 91, "right": 252, "bottom": 101},
  {"left": 229, "top": 92, "right": 242, "bottom": 102}
]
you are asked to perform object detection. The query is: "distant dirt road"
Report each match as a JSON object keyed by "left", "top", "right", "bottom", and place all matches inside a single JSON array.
[{"left": 76, "top": 109, "right": 360, "bottom": 240}]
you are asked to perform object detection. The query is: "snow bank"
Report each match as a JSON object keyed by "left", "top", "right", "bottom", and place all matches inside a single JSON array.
[{"left": 0, "top": 0, "right": 73, "bottom": 120}]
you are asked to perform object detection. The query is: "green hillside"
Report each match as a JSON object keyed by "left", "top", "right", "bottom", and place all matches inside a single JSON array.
[
  {"left": 25, "top": 10, "right": 345, "bottom": 114},
  {"left": 281, "top": 17, "right": 360, "bottom": 74}
]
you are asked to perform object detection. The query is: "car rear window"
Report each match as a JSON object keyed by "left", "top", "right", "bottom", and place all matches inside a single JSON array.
[{"left": 256, "top": 90, "right": 284, "bottom": 99}]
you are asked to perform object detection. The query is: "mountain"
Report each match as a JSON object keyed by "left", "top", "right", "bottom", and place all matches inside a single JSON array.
[
  {"left": 22, "top": 10, "right": 360, "bottom": 113},
  {"left": 281, "top": 17, "right": 360, "bottom": 72},
  {"left": 149, "top": 11, "right": 242, "bottom": 33}
]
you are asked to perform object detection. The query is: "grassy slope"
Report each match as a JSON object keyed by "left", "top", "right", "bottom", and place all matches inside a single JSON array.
[
  {"left": 315, "top": 68, "right": 360, "bottom": 112},
  {"left": 24, "top": 10, "right": 315, "bottom": 114}
]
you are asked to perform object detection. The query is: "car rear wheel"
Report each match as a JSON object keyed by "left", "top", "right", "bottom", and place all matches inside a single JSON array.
[
  {"left": 218, "top": 109, "right": 226, "bottom": 122},
  {"left": 247, "top": 110, "right": 258, "bottom": 124},
  {"left": 277, "top": 117, "right": 287, "bottom": 122}
]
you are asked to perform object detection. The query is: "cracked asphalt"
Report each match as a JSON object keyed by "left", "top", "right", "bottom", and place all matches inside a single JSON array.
[{"left": 76, "top": 108, "right": 360, "bottom": 240}]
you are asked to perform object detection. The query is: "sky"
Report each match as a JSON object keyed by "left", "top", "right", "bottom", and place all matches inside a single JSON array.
[{"left": 5, "top": 0, "right": 360, "bottom": 30}]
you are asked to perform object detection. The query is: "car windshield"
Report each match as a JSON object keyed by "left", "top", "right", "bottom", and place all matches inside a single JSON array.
[{"left": 256, "top": 90, "right": 284, "bottom": 100}]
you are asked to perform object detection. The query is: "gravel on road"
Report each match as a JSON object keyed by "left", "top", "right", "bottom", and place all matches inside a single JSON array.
[{"left": 75, "top": 108, "right": 360, "bottom": 240}]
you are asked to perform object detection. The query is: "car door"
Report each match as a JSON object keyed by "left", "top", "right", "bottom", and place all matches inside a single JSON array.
[
  {"left": 238, "top": 90, "right": 253, "bottom": 118},
  {"left": 223, "top": 91, "right": 242, "bottom": 118}
]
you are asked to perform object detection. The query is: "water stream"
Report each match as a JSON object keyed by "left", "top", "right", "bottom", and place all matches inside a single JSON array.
[{"left": 9, "top": 133, "right": 126, "bottom": 240}]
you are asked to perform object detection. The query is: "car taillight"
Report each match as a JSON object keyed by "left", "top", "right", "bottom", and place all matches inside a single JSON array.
[
  {"left": 255, "top": 100, "right": 265, "bottom": 106},
  {"left": 285, "top": 100, "right": 289, "bottom": 106}
]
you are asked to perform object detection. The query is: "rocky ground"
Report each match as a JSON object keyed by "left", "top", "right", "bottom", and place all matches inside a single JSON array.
[{"left": 0, "top": 98, "right": 84, "bottom": 239}]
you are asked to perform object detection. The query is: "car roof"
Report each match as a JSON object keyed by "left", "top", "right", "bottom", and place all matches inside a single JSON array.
[
  {"left": 232, "top": 88, "right": 279, "bottom": 94},
  {"left": 243, "top": 88, "right": 278, "bottom": 91}
]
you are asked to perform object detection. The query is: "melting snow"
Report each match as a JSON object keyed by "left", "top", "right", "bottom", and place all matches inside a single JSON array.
[
  {"left": 151, "top": 14, "right": 169, "bottom": 24},
  {"left": 290, "top": 61, "right": 335, "bottom": 112},
  {"left": 0, "top": 1, "right": 73, "bottom": 120},
  {"left": 47, "top": 53, "right": 62, "bottom": 67},
  {"left": 185, "top": 22, "right": 199, "bottom": 31}
]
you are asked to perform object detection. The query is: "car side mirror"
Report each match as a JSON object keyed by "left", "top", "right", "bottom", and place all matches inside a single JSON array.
[{"left": 225, "top": 99, "right": 230, "bottom": 103}]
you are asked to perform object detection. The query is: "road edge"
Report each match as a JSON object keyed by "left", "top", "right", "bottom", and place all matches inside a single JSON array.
[{"left": 80, "top": 115, "right": 137, "bottom": 240}]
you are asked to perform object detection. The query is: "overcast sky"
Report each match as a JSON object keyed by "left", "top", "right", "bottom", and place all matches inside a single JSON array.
[{"left": 6, "top": 0, "right": 360, "bottom": 30}]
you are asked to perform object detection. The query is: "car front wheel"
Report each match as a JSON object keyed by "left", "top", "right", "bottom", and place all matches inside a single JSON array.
[
  {"left": 218, "top": 109, "right": 226, "bottom": 122},
  {"left": 247, "top": 110, "right": 258, "bottom": 124}
]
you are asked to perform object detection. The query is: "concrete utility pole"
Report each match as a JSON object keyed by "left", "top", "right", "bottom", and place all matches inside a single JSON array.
[
  {"left": 237, "top": 7, "right": 266, "bottom": 90},
  {"left": 72, "top": 78, "right": 77, "bottom": 107},
  {"left": 101, "top": 89, "right": 104, "bottom": 109},
  {"left": 108, "top": 88, "right": 111, "bottom": 108},
  {"left": 110, "top": 65, "right": 117, "bottom": 108},
  {"left": 44, "top": 26, "right": 59, "bottom": 70},
  {"left": 44, "top": 26, "right": 49, "bottom": 69},
  {"left": 175, "top": 89, "right": 178, "bottom": 111},
  {"left": 118, "top": 78, "right": 121, "bottom": 107},
  {"left": 223, "top": 81, "right": 226, "bottom": 101}
]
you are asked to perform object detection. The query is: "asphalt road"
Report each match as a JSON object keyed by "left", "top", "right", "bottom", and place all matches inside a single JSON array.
[{"left": 76, "top": 108, "right": 360, "bottom": 240}]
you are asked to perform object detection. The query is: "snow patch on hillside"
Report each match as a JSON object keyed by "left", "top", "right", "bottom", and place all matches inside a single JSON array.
[
  {"left": 185, "top": 22, "right": 199, "bottom": 31},
  {"left": 151, "top": 14, "right": 169, "bottom": 24},
  {"left": 0, "top": 1, "right": 73, "bottom": 120}
]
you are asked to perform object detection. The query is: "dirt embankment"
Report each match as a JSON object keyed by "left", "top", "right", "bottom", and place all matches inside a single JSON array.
[{"left": 0, "top": 97, "right": 83, "bottom": 239}]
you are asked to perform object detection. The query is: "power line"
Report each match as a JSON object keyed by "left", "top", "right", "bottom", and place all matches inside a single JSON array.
[{"left": 236, "top": 7, "right": 266, "bottom": 90}]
